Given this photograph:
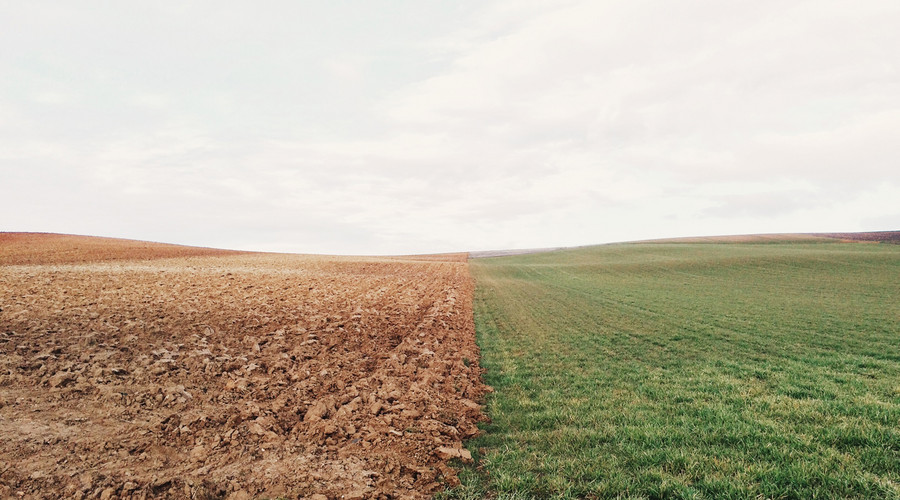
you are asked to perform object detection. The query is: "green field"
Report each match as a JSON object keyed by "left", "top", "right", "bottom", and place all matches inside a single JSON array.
[{"left": 447, "top": 242, "right": 900, "bottom": 499}]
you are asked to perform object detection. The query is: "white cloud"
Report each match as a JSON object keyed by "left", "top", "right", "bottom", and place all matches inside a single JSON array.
[{"left": 1, "top": 1, "right": 898, "bottom": 254}]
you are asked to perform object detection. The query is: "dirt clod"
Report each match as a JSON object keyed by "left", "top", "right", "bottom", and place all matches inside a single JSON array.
[{"left": 435, "top": 446, "right": 474, "bottom": 463}]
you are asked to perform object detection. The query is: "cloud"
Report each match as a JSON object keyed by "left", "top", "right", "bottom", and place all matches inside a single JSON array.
[
  {"left": 367, "top": 0, "right": 900, "bottom": 245},
  {"left": 1, "top": 1, "right": 898, "bottom": 253}
]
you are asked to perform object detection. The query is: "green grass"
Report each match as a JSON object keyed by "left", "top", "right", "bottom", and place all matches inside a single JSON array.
[{"left": 444, "top": 242, "right": 900, "bottom": 499}]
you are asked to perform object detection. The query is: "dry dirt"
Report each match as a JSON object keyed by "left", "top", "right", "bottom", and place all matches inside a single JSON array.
[
  {"left": 641, "top": 231, "right": 900, "bottom": 245},
  {"left": 815, "top": 231, "right": 900, "bottom": 244},
  {"left": 0, "top": 233, "right": 243, "bottom": 266},
  {"left": 0, "top": 234, "right": 487, "bottom": 499}
]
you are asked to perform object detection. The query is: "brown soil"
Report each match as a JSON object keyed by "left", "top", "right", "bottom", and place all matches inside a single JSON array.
[
  {"left": 0, "top": 234, "right": 487, "bottom": 499},
  {"left": 814, "top": 231, "right": 900, "bottom": 244},
  {"left": 641, "top": 231, "right": 900, "bottom": 245},
  {"left": 0, "top": 233, "right": 244, "bottom": 266}
]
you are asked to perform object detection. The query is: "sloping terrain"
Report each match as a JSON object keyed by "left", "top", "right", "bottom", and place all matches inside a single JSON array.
[
  {"left": 0, "top": 234, "right": 487, "bottom": 499},
  {"left": 815, "top": 231, "right": 900, "bottom": 244},
  {"left": 468, "top": 248, "right": 563, "bottom": 259},
  {"left": 639, "top": 233, "right": 835, "bottom": 244},
  {"left": 0, "top": 233, "right": 243, "bottom": 265},
  {"left": 640, "top": 231, "right": 900, "bottom": 244}
]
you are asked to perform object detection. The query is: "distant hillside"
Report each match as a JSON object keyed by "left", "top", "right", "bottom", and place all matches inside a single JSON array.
[
  {"left": 814, "top": 231, "right": 900, "bottom": 244},
  {"left": 0, "top": 233, "right": 243, "bottom": 265},
  {"left": 640, "top": 231, "right": 900, "bottom": 244},
  {"left": 469, "top": 247, "right": 563, "bottom": 259}
]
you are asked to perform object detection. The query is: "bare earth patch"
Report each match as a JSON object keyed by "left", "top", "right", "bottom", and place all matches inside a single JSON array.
[
  {"left": 640, "top": 231, "right": 900, "bottom": 245},
  {"left": 0, "top": 234, "right": 487, "bottom": 499},
  {"left": 0, "top": 233, "right": 243, "bottom": 265},
  {"left": 814, "top": 231, "right": 900, "bottom": 244}
]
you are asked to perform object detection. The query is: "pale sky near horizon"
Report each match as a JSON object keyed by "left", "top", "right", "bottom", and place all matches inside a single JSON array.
[{"left": 2, "top": 1, "right": 899, "bottom": 255}]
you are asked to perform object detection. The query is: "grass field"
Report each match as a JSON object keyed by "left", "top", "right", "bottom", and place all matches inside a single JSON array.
[{"left": 447, "top": 242, "right": 900, "bottom": 499}]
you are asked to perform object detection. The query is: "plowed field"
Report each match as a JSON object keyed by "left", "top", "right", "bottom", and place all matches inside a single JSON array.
[
  {"left": 0, "top": 234, "right": 487, "bottom": 499},
  {"left": 0, "top": 233, "right": 243, "bottom": 265}
]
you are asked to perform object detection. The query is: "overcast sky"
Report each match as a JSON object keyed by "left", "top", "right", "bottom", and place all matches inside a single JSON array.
[{"left": 2, "top": 1, "right": 898, "bottom": 255}]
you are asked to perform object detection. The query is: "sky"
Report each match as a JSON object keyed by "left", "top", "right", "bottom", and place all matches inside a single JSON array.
[{"left": 2, "top": 1, "right": 899, "bottom": 255}]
